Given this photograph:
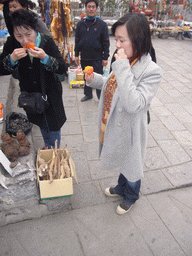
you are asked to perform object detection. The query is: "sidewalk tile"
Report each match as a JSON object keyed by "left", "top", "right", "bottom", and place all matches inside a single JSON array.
[
  {"left": 148, "top": 120, "right": 174, "bottom": 140},
  {"left": 162, "top": 162, "right": 192, "bottom": 187},
  {"left": 150, "top": 97, "right": 164, "bottom": 107},
  {"left": 183, "top": 122, "right": 192, "bottom": 133},
  {"left": 158, "top": 140, "right": 191, "bottom": 164},
  {"left": 172, "top": 130, "right": 192, "bottom": 146},
  {"left": 183, "top": 105, "right": 192, "bottom": 114},
  {"left": 165, "top": 103, "right": 186, "bottom": 113},
  {"left": 155, "top": 90, "right": 175, "bottom": 104},
  {"left": 80, "top": 111, "right": 98, "bottom": 125},
  {"left": 166, "top": 89, "right": 183, "bottom": 98},
  {"left": 61, "top": 134, "right": 84, "bottom": 152},
  {"left": 83, "top": 141, "right": 100, "bottom": 160},
  {"left": 145, "top": 147, "right": 170, "bottom": 170},
  {"left": 147, "top": 132, "right": 158, "bottom": 147},
  {"left": 71, "top": 181, "right": 106, "bottom": 209},
  {"left": 61, "top": 121, "right": 82, "bottom": 135},
  {"left": 141, "top": 170, "right": 173, "bottom": 194},
  {"left": 129, "top": 196, "right": 185, "bottom": 255},
  {"left": 168, "top": 80, "right": 186, "bottom": 88},
  {"left": 147, "top": 190, "right": 192, "bottom": 255},
  {"left": 88, "top": 160, "right": 118, "bottom": 180},
  {"left": 174, "top": 96, "right": 192, "bottom": 106},
  {"left": 82, "top": 125, "right": 98, "bottom": 142},
  {"left": 152, "top": 106, "right": 172, "bottom": 116},
  {"left": 64, "top": 96, "right": 77, "bottom": 107},
  {"left": 174, "top": 112, "right": 192, "bottom": 123},
  {"left": 65, "top": 106, "right": 80, "bottom": 121},
  {"left": 158, "top": 116, "right": 186, "bottom": 130},
  {"left": 70, "top": 151, "right": 91, "bottom": 183}
]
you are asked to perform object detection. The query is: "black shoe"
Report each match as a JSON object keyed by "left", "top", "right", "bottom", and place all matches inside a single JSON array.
[{"left": 81, "top": 95, "right": 93, "bottom": 102}]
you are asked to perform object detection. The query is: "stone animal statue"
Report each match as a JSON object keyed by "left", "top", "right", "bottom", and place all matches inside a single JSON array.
[
  {"left": 16, "top": 129, "right": 31, "bottom": 156},
  {"left": 1, "top": 131, "right": 19, "bottom": 168}
]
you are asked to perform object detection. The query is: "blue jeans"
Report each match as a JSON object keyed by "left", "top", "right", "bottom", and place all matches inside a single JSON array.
[
  {"left": 40, "top": 115, "right": 61, "bottom": 149},
  {"left": 114, "top": 173, "right": 141, "bottom": 206}
]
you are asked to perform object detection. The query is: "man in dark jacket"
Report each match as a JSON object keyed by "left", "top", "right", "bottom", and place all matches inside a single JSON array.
[{"left": 75, "top": 0, "right": 110, "bottom": 101}]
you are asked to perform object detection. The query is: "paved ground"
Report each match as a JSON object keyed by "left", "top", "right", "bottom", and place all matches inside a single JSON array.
[{"left": 1, "top": 36, "right": 192, "bottom": 255}]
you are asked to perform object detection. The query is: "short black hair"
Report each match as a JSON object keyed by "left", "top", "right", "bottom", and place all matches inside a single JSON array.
[
  {"left": 112, "top": 13, "right": 151, "bottom": 60},
  {"left": 9, "top": 0, "right": 28, "bottom": 9},
  {"left": 85, "top": 0, "right": 98, "bottom": 8},
  {"left": 28, "top": 0, "right": 34, "bottom": 9},
  {"left": 11, "top": 9, "right": 38, "bottom": 31}
]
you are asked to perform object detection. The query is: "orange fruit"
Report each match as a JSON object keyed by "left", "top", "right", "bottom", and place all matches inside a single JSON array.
[
  {"left": 23, "top": 43, "right": 36, "bottom": 50},
  {"left": 84, "top": 66, "right": 94, "bottom": 75},
  {"left": 28, "top": 43, "right": 36, "bottom": 49},
  {"left": 23, "top": 44, "right": 28, "bottom": 50}
]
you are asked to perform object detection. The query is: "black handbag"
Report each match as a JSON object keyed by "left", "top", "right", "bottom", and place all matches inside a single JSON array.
[
  {"left": 18, "top": 66, "right": 49, "bottom": 114},
  {"left": 18, "top": 91, "right": 49, "bottom": 114},
  {"left": 6, "top": 112, "right": 33, "bottom": 136}
]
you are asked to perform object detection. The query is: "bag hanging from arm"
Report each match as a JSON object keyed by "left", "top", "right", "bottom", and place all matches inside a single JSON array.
[{"left": 18, "top": 66, "right": 49, "bottom": 114}]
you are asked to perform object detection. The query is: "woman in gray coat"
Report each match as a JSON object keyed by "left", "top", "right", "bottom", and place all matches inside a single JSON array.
[{"left": 85, "top": 13, "right": 162, "bottom": 215}]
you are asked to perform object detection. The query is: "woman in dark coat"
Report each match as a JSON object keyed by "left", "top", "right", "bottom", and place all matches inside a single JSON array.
[{"left": 1, "top": 9, "right": 67, "bottom": 149}]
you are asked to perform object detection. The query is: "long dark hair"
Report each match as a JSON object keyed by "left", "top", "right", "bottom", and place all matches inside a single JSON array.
[{"left": 112, "top": 13, "right": 151, "bottom": 60}]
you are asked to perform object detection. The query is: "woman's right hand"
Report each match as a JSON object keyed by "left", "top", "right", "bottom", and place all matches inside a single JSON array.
[
  {"left": 114, "top": 48, "right": 127, "bottom": 60},
  {"left": 11, "top": 48, "right": 27, "bottom": 63},
  {"left": 84, "top": 72, "right": 94, "bottom": 83}
]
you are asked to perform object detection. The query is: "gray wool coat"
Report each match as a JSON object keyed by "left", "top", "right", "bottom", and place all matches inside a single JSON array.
[{"left": 87, "top": 54, "right": 162, "bottom": 182}]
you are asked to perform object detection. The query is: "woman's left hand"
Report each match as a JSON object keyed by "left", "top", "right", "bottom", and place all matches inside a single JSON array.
[
  {"left": 28, "top": 47, "right": 47, "bottom": 61},
  {"left": 114, "top": 48, "right": 127, "bottom": 60}
]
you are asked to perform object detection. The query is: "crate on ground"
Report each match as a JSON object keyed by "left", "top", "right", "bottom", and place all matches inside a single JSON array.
[
  {"left": 68, "top": 66, "right": 82, "bottom": 84},
  {"left": 76, "top": 72, "right": 84, "bottom": 81},
  {"left": 70, "top": 80, "right": 85, "bottom": 89},
  {"left": 36, "top": 148, "right": 78, "bottom": 200}
]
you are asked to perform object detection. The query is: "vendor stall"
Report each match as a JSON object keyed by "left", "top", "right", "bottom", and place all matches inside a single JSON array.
[
  {"left": 38, "top": 0, "right": 74, "bottom": 65},
  {"left": 151, "top": 25, "right": 192, "bottom": 40}
]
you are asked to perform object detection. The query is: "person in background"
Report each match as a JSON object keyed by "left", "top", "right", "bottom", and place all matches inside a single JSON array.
[
  {"left": 28, "top": 0, "right": 36, "bottom": 10},
  {"left": 84, "top": 13, "right": 162, "bottom": 215},
  {"left": 75, "top": 0, "right": 110, "bottom": 102},
  {"left": 1, "top": 0, "right": 50, "bottom": 36},
  {"left": 1, "top": 9, "right": 67, "bottom": 149},
  {"left": 80, "top": 12, "right": 85, "bottom": 20}
]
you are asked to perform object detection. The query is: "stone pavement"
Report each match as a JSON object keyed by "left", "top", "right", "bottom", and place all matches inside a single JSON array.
[
  {"left": 0, "top": 186, "right": 192, "bottom": 255},
  {"left": 0, "top": 37, "right": 192, "bottom": 254}
]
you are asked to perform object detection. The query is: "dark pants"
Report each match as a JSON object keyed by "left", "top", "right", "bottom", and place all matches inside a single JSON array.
[
  {"left": 40, "top": 114, "right": 61, "bottom": 149},
  {"left": 114, "top": 173, "right": 141, "bottom": 206},
  {"left": 81, "top": 59, "right": 103, "bottom": 99}
]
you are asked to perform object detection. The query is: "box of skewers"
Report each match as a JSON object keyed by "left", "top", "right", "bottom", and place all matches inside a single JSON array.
[{"left": 36, "top": 144, "right": 78, "bottom": 200}]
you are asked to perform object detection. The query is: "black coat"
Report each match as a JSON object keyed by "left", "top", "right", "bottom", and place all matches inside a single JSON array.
[
  {"left": 75, "top": 17, "right": 110, "bottom": 61},
  {"left": 2, "top": 34, "right": 67, "bottom": 131}
]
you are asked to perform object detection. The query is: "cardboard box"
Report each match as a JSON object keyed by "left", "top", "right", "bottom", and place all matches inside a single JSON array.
[
  {"left": 70, "top": 80, "right": 85, "bottom": 89},
  {"left": 36, "top": 149, "right": 78, "bottom": 200},
  {"left": 76, "top": 72, "right": 84, "bottom": 81}
]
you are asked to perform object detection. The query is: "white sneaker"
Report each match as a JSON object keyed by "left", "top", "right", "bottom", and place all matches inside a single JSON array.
[
  {"left": 104, "top": 187, "right": 119, "bottom": 197},
  {"left": 116, "top": 203, "right": 133, "bottom": 215}
]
